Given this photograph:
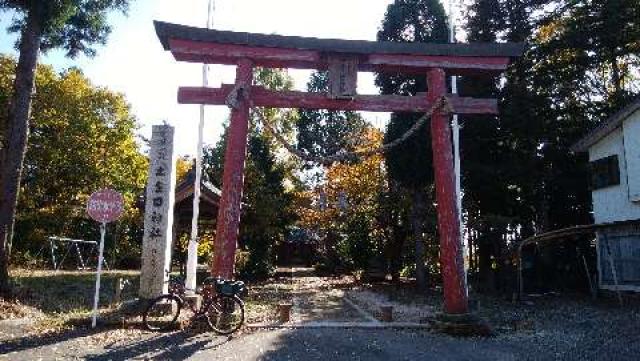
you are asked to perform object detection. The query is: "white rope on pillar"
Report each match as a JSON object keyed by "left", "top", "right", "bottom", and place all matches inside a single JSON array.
[{"left": 186, "top": 0, "right": 216, "bottom": 293}]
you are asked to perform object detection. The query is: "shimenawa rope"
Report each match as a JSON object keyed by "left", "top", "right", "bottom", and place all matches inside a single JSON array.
[{"left": 225, "top": 84, "right": 451, "bottom": 165}]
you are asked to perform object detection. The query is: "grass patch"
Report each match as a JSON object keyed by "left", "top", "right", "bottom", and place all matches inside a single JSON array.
[
  {"left": 5, "top": 268, "right": 291, "bottom": 330},
  {"left": 5, "top": 269, "right": 140, "bottom": 332}
]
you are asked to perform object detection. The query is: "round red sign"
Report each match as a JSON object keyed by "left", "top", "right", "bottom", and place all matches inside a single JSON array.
[{"left": 87, "top": 189, "right": 124, "bottom": 223}]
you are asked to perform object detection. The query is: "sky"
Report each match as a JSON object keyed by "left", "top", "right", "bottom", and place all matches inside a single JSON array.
[{"left": 0, "top": 0, "right": 457, "bottom": 157}]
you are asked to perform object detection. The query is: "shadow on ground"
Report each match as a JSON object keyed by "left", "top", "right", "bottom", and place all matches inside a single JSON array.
[
  {"left": 0, "top": 323, "right": 232, "bottom": 361},
  {"left": 231, "top": 327, "right": 531, "bottom": 361},
  {"left": 84, "top": 331, "right": 231, "bottom": 360},
  {"left": 0, "top": 326, "right": 103, "bottom": 355}
]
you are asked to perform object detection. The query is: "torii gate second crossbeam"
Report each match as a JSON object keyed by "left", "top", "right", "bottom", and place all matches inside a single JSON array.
[{"left": 154, "top": 21, "right": 524, "bottom": 315}]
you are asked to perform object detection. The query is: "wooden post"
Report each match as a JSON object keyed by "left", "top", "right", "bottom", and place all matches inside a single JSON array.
[
  {"left": 380, "top": 306, "right": 393, "bottom": 322},
  {"left": 278, "top": 303, "right": 293, "bottom": 323},
  {"left": 114, "top": 277, "right": 123, "bottom": 304},
  {"left": 427, "top": 68, "right": 469, "bottom": 315},
  {"left": 604, "top": 236, "right": 624, "bottom": 306},
  {"left": 211, "top": 59, "right": 253, "bottom": 279}
]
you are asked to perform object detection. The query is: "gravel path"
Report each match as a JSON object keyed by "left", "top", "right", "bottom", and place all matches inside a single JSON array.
[
  {"left": 0, "top": 318, "right": 34, "bottom": 341},
  {"left": 286, "top": 267, "right": 368, "bottom": 323}
]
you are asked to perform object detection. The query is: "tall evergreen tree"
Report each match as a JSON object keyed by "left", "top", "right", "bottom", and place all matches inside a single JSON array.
[
  {"left": 203, "top": 128, "right": 295, "bottom": 278},
  {"left": 204, "top": 128, "right": 294, "bottom": 279},
  {"left": 0, "top": 0, "right": 131, "bottom": 296},
  {"left": 462, "top": 0, "right": 639, "bottom": 290},
  {"left": 204, "top": 68, "right": 296, "bottom": 279},
  {"left": 461, "top": 0, "right": 540, "bottom": 288},
  {"left": 377, "top": 0, "right": 449, "bottom": 290},
  {"left": 296, "top": 71, "right": 366, "bottom": 170}
]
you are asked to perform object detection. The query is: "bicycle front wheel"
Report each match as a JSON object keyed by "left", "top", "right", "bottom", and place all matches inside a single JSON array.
[
  {"left": 143, "top": 294, "right": 182, "bottom": 331},
  {"left": 206, "top": 295, "right": 244, "bottom": 335}
]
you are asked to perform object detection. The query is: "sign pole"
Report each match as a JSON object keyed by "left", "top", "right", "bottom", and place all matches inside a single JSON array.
[
  {"left": 92, "top": 222, "right": 107, "bottom": 328},
  {"left": 87, "top": 188, "right": 123, "bottom": 328}
]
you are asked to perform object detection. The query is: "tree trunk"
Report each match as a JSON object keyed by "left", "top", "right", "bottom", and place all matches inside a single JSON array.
[
  {"left": 410, "top": 188, "right": 427, "bottom": 290},
  {"left": 381, "top": 185, "right": 405, "bottom": 283},
  {"left": 609, "top": 51, "right": 621, "bottom": 101},
  {"left": 385, "top": 222, "right": 405, "bottom": 283},
  {"left": 466, "top": 228, "right": 473, "bottom": 274},
  {"left": 476, "top": 226, "right": 492, "bottom": 291},
  {"left": 0, "top": 10, "right": 42, "bottom": 296}
]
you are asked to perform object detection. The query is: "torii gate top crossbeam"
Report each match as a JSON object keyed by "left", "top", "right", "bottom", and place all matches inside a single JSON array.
[{"left": 154, "top": 21, "right": 524, "bottom": 75}]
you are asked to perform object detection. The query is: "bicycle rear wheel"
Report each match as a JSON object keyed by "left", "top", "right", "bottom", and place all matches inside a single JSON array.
[
  {"left": 206, "top": 295, "right": 244, "bottom": 335},
  {"left": 143, "top": 294, "right": 182, "bottom": 331}
]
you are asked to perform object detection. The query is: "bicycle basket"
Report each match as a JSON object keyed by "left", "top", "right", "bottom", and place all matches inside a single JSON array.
[{"left": 214, "top": 279, "right": 245, "bottom": 296}]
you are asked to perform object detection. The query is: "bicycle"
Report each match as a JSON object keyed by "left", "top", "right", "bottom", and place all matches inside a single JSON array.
[{"left": 142, "top": 274, "right": 245, "bottom": 335}]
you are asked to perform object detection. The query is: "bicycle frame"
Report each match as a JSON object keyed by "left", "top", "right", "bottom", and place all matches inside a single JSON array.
[
  {"left": 174, "top": 278, "right": 229, "bottom": 314},
  {"left": 144, "top": 275, "right": 245, "bottom": 334}
]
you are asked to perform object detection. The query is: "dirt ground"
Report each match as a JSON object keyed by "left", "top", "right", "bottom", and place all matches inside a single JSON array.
[{"left": 1, "top": 267, "right": 640, "bottom": 360}]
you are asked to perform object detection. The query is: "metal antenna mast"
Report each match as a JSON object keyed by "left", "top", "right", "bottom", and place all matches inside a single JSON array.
[{"left": 186, "top": 0, "right": 216, "bottom": 292}]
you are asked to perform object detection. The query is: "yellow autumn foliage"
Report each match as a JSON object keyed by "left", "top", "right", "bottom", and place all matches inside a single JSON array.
[{"left": 295, "top": 127, "right": 387, "bottom": 232}]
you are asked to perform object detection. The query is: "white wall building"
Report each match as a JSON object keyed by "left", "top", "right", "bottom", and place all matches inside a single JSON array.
[{"left": 572, "top": 98, "right": 640, "bottom": 292}]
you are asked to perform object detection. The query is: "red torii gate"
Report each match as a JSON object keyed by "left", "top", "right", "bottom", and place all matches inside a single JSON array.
[{"left": 154, "top": 21, "right": 523, "bottom": 315}]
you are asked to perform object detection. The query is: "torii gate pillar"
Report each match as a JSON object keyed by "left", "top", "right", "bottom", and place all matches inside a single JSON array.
[
  {"left": 428, "top": 68, "right": 468, "bottom": 314},
  {"left": 211, "top": 59, "right": 253, "bottom": 279}
]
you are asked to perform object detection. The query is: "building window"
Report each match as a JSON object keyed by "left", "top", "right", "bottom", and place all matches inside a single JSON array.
[{"left": 591, "top": 155, "right": 620, "bottom": 190}]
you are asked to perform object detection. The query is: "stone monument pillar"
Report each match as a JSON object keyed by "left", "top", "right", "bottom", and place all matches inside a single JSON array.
[{"left": 139, "top": 125, "right": 177, "bottom": 299}]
